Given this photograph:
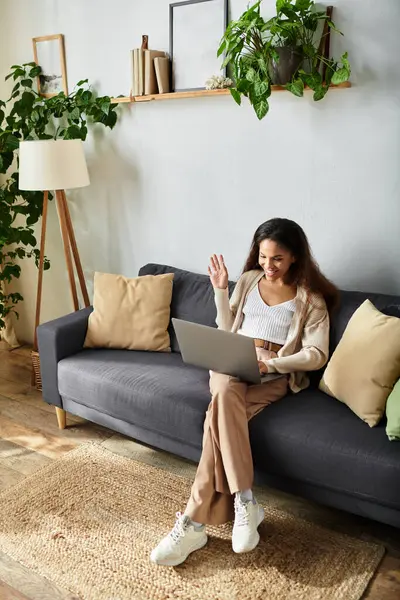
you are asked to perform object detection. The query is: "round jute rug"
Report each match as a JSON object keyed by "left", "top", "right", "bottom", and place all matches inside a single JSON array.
[{"left": 0, "top": 441, "right": 384, "bottom": 600}]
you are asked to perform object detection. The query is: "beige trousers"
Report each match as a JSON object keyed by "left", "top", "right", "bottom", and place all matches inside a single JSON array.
[{"left": 185, "top": 363, "right": 288, "bottom": 525}]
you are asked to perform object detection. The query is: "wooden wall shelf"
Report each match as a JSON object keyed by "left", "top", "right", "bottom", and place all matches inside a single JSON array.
[{"left": 111, "top": 82, "right": 351, "bottom": 104}]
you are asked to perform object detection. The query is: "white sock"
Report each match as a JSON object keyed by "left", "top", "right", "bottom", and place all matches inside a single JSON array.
[
  {"left": 191, "top": 520, "right": 203, "bottom": 528},
  {"left": 185, "top": 515, "right": 204, "bottom": 529},
  {"left": 238, "top": 488, "right": 253, "bottom": 501}
]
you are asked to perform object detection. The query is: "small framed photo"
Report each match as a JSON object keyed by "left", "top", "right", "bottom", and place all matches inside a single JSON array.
[
  {"left": 170, "top": 0, "right": 228, "bottom": 92},
  {"left": 32, "top": 34, "right": 68, "bottom": 97}
]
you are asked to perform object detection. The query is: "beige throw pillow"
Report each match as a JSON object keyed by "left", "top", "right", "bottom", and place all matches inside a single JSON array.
[
  {"left": 319, "top": 299, "right": 400, "bottom": 427},
  {"left": 84, "top": 272, "right": 174, "bottom": 351}
]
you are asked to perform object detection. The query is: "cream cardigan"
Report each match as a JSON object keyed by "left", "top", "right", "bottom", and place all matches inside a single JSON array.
[{"left": 214, "top": 270, "right": 330, "bottom": 393}]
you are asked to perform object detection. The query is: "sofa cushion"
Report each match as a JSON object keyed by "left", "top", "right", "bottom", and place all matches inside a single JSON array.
[
  {"left": 249, "top": 388, "right": 400, "bottom": 510},
  {"left": 386, "top": 379, "right": 400, "bottom": 441},
  {"left": 58, "top": 349, "right": 211, "bottom": 447},
  {"left": 138, "top": 263, "right": 235, "bottom": 352},
  {"left": 319, "top": 299, "right": 400, "bottom": 427},
  {"left": 84, "top": 272, "right": 174, "bottom": 352}
]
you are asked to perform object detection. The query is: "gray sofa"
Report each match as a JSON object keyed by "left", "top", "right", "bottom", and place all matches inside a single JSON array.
[{"left": 37, "top": 263, "right": 400, "bottom": 529}]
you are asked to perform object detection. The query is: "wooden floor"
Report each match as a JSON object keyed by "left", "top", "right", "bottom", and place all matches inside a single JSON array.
[{"left": 0, "top": 343, "right": 399, "bottom": 599}]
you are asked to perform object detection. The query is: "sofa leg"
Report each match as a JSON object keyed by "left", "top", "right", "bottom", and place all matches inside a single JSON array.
[{"left": 55, "top": 407, "right": 67, "bottom": 429}]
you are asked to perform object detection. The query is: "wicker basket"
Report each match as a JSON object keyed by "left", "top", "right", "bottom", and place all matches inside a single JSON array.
[{"left": 31, "top": 350, "right": 42, "bottom": 391}]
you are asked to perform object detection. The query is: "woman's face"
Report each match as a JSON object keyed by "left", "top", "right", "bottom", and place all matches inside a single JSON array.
[{"left": 258, "top": 238, "right": 295, "bottom": 282}]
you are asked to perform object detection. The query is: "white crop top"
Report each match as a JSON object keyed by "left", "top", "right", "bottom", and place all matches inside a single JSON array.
[{"left": 237, "top": 284, "right": 296, "bottom": 345}]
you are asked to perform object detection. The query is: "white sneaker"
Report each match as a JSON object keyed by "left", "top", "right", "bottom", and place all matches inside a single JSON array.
[
  {"left": 232, "top": 494, "right": 265, "bottom": 553},
  {"left": 150, "top": 512, "right": 208, "bottom": 566}
]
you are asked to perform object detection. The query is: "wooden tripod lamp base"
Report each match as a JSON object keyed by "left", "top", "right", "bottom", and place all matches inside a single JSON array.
[
  {"left": 18, "top": 140, "right": 91, "bottom": 390},
  {"left": 31, "top": 189, "right": 91, "bottom": 388}
]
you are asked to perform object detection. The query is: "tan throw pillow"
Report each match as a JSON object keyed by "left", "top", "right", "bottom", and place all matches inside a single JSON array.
[
  {"left": 84, "top": 272, "right": 174, "bottom": 351},
  {"left": 319, "top": 299, "right": 400, "bottom": 427}
]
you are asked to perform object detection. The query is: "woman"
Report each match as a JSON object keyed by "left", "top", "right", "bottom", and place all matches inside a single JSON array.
[{"left": 151, "top": 218, "right": 338, "bottom": 567}]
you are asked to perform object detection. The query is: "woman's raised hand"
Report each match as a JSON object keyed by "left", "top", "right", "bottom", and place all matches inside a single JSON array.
[{"left": 208, "top": 254, "right": 229, "bottom": 289}]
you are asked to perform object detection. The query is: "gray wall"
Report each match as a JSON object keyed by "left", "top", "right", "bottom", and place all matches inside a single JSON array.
[{"left": 1, "top": 0, "right": 399, "bottom": 342}]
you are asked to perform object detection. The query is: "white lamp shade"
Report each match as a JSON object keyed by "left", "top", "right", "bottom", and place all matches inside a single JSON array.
[{"left": 18, "top": 139, "right": 90, "bottom": 191}]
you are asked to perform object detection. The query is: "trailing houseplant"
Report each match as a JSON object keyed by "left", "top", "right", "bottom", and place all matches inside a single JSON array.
[
  {"left": 218, "top": 0, "right": 351, "bottom": 120},
  {"left": 0, "top": 62, "right": 120, "bottom": 333}
]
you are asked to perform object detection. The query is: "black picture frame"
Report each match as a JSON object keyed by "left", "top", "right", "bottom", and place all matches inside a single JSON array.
[{"left": 169, "top": 0, "right": 228, "bottom": 92}]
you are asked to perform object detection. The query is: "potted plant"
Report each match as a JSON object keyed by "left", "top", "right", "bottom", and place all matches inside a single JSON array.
[
  {"left": 218, "top": 0, "right": 351, "bottom": 120},
  {"left": 0, "top": 62, "right": 121, "bottom": 337}
]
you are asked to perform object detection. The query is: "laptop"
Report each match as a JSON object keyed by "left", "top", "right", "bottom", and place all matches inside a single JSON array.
[{"left": 172, "top": 318, "right": 284, "bottom": 385}]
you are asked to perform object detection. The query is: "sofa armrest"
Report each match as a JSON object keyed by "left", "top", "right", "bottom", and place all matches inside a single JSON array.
[{"left": 37, "top": 307, "right": 93, "bottom": 408}]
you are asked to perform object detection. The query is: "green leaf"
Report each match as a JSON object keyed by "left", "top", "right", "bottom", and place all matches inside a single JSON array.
[
  {"left": 230, "top": 88, "right": 241, "bottom": 105},
  {"left": 0, "top": 151, "right": 13, "bottom": 173},
  {"left": 286, "top": 78, "right": 304, "bottom": 97},
  {"left": 26, "top": 214, "right": 38, "bottom": 226},
  {"left": 324, "top": 59, "right": 336, "bottom": 86},
  {"left": 5, "top": 134, "right": 19, "bottom": 151},
  {"left": 103, "top": 109, "right": 117, "bottom": 129},
  {"left": 276, "top": 0, "right": 287, "bottom": 12},
  {"left": 217, "top": 40, "right": 226, "bottom": 57},
  {"left": 19, "top": 230, "right": 36, "bottom": 247},
  {"left": 29, "top": 66, "right": 41, "bottom": 77},
  {"left": 69, "top": 106, "right": 80, "bottom": 121},
  {"left": 5, "top": 73, "right": 13, "bottom": 81},
  {"left": 254, "top": 80, "right": 269, "bottom": 97},
  {"left": 30, "top": 110, "right": 40, "bottom": 123},
  {"left": 21, "top": 79, "right": 33, "bottom": 87},
  {"left": 79, "top": 124, "right": 88, "bottom": 140},
  {"left": 341, "top": 51, "right": 350, "bottom": 71},
  {"left": 236, "top": 79, "right": 251, "bottom": 94},
  {"left": 253, "top": 99, "right": 269, "bottom": 120},
  {"left": 303, "top": 15, "right": 318, "bottom": 32},
  {"left": 313, "top": 85, "right": 328, "bottom": 101},
  {"left": 64, "top": 125, "right": 82, "bottom": 139},
  {"left": 2, "top": 264, "right": 21, "bottom": 282},
  {"left": 12, "top": 82, "right": 20, "bottom": 94},
  {"left": 246, "top": 68, "right": 256, "bottom": 82},
  {"left": 327, "top": 20, "right": 343, "bottom": 35},
  {"left": 257, "top": 57, "right": 268, "bottom": 74},
  {"left": 7, "top": 292, "right": 23, "bottom": 303},
  {"left": 13, "top": 68, "right": 25, "bottom": 80},
  {"left": 8, "top": 91, "right": 20, "bottom": 101},
  {"left": 222, "top": 54, "right": 231, "bottom": 69},
  {"left": 295, "top": 0, "right": 312, "bottom": 10},
  {"left": 300, "top": 70, "right": 322, "bottom": 90},
  {"left": 76, "top": 79, "right": 89, "bottom": 86},
  {"left": 81, "top": 90, "right": 92, "bottom": 104},
  {"left": 98, "top": 97, "right": 111, "bottom": 115},
  {"left": 331, "top": 67, "right": 350, "bottom": 85},
  {"left": 15, "top": 91, "right": 36, "bottom": 116}
]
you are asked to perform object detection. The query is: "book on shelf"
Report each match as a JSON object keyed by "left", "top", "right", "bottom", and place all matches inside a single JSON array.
[
  {"left": 138, "top": 48, "right": 145, "bottom": 96},
  {"left": 131, "top": 49, "right": 138, "bottom": 96},
  {"left": 144, "top": 49, "right": 166, "bottom": 95},
  {"left": 154, "top": 57, "right": 170, "bottom": 94},
  {"left": 131, "top": 48, "right": 145, "bottom": 96}
]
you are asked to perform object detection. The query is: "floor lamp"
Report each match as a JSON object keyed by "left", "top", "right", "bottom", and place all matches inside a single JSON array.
[{"left": 18, "top": 139, "right": 91, "bottom": 388}]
